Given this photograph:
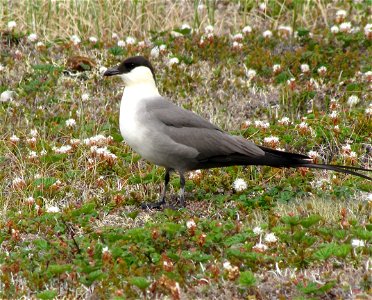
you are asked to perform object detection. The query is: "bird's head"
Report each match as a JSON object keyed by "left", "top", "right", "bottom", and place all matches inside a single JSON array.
[{"left": 104, "top": 56, "right": 156, "bottom": 86}]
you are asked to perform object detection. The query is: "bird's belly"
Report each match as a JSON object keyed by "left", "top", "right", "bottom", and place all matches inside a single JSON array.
[{"left": 119, "top": 114, "right": 166, "bottom": 165}]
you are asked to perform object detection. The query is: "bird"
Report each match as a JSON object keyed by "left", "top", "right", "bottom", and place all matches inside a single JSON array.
[{"left": 104, "top": 56, "right": 371, "bottom": 209}]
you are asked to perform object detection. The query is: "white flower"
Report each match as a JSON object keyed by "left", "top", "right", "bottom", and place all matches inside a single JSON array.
[
  {"left": 264, "top": 233, "right": 277, "bottom": 243},
  {"left": 263, "top": 30, "right": 273, "bottom": 38},
  {"left": 287, "top": 78, "right": 296, "bottom": 86},
  {"left": 150, "top": 46, "right": 160, "bottom": 58},
  {"left": 253, "top": 242, "right": 268, "bottom": 251},
  {"left": 65, "top": 118, "right": 76, "bottom": 127},
  {"left": 233, "top": 178, "right": 247, "bottom": 192},
  {"left": 70, "top": 35, "right": 81, "bottom": 45},
  {"left": 242, "top": 25, "right": 252, "bottom": 34},
  {"left": 232, "top": 41, "right": 243, "bottom": 50},
  {"left": 29, "top": 129, "right": 38, "bottom": 137},
  {"left": 188, "top": 169, "right": 201, "bottom": 179},
  {"left": 233, "top": 33, "right": 243, "bottom": 41},
  {"left": 26, "top": 137, "right": 36, "bottom": 145},
  {"left": 40, "top": 149, "right": 47, "bottom": 156},
  {"left": 70, "top": 138, "right": 81, "bottom": 146},
  {"left": 186, "top": 219, "right": 196, "bottom": 229},
  {"left": 197, "top": 4, "right": 205, "bottom": 11},
  {"left": 336, "top": 10, "right": 347, "bottom": 19},
  {"left": 102, "top": 246, "right": 110, "bottom": 254},
  {"left": 340, "top": 22, "right": 352, "bottom": 33},
  {"left": 9, "top": 134, "right": 20, "bottom": 143},
  {"left": 0, "top": 90, "right": 16, "bottom": 102},
  {"left": 300, "top": 64, "right": 310, "bottom": 73},
  {"left": 278, "top": 25, "right": 292, "bottom": 36},
  {"left": 307, "top": 150, "right": 319, "bottom": 159},
  {"left": 298, "top": 122, "right": 308, "bottom": 129},
  {"left": 253, "top": 226, "right": 263, "bottom": 235},
  {"left": 81, "top": 93, "right": 90, "bottom": 101},
  {"left": 138, "top": 41, "right": 146, "bottom": 48},
  {"left": 27, "top": 33, "right": 38, "bottom": 42},
  {"left": 7, "top": 21, "right": 17, "bottom": 30},
  {"left": 366, "top": 107, "right": 372, "bottom": 116},
  {"left": 13, "top": 177, "right": 26, "bottom": 187},
  {"left": 205, "top": 25, "right": 214, "bottom": 34},
  {"left": 53, "top": 145, "right": 73, "bottom": 154},
  {"left": 272, "top": 64, "right": 281, "bottom": 73},
  {"left": 46, "top": 206, "right": 60, "bottom": 213},
  {"left": 84, "top": 135, "right": 113, "bottom": 146},
  {"left": 349, "top": 151, "right": 357, "bottom": 158},
  {"left": 259, "top": 2, "right": 266, "bottom": 11},
  {"left": 26, "top": 196, "right": 35, "bottom": 204},
  {"left": 36, "top": 41, "right": 45, "bottom": 48},
  {"left": 347, "top": 95, "right": 360, "bottom": 106},
  {"left": 0, "top": 64, "right": 5, "bottom": 72},
  {"left": 181, "top": 23, "right": 191, "bottom": 30},
  {"left": 126, "top": 36, "right": 136, "bottom": 45},
  {"left": 243, "top": 120, "right": 252, "bottom": 127},
  {"left": 168, "top": 57, "right": 179, "bottom": 67},
  {"left": 89, "top": 36, "right": 98, "bottom": 43},
  {"left": 117, "top": 40, "right": 126, "bottom": 47},
  {"left": 342, "top": 144, "right": 351, "bottom": 153},
  {"left": 264, "top": 136, "right": 279, "bottom": 145},
  {"left": 247, "top": 69, "right": 256, "bottom": 79},
  {"left": 351, "top": 239, "right": 365, "bottom": 248},
  {"left": 278, "top": 117, "right": 290, "bottom": 125},
  {"left": 331, "top": 25, "right": 340, "bottom": 34},
  {"left": 364, "top": 24, "right": 372, "bottom": 38},
  {"left": 112, "top": 32, "right": 119, "bottom": 40},
  {"left": 28, "top": 151, "right": 38, "bottom": 159},
  {"left": 364, "top": 71, "right": 372, "bottom": 82},
  {"left": 366, "top": 193, "right": 372, "bottom": 202},
  {"left": 329, "top": 111, "right": 338, "bottom": 119},
  {"left": 99, "top": 66, "right": 107, "bottom": 75},
  {"left": 317, "top": 66, "right": 327, "bottom": 75},
  {"left": 254, "top": 120, "right": 270, "bottom": 129},
  {"left": 223, "top": 261, "right": 233, "bottom": 270}
]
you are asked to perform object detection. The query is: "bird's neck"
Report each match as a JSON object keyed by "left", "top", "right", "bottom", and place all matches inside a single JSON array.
[{"left": 122, "top": 82, "right": 160, "bottom": 103}]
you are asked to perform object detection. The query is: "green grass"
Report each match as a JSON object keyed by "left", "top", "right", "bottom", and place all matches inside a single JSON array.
[{"left": 0, "top": 1, "right": 371, "bottom": 299}]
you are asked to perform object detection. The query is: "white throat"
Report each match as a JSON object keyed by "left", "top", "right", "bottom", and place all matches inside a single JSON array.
[{"left": 120, "top": 65, "right": 160, "bottom": 105}]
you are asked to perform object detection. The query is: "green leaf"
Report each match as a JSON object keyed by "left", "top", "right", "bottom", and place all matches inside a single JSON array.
[
  {"left": 36, "top": 290, "right": 57, "bottom": 299},
  {"left": 48, "top": 264, "right": 72, "bottom": 275},
  {"left": 239, "top": 271, "right": 256, "bottom": 287},
  {"left": 301, "top": 215, "right": 322, "bottom": 228},
  {"left": 109, "top": 46, "right": 124, "bottom": 56},
  {"left": 281, "top": 215, "right": 301, "bottom": 226},
  {"left": 129, "top": 277, "right": 150, "bottom": 290},
  {"left": 334, "top": 244, "right": 351, "bottom": 258},
  {"left": 297, "top": 281, "right": 336, "bottom": 295},
  {"left": 312, "top": 243, "right": 337, "bottom": 260},
  {"left": 181, "top": 250, "right": 212, "bottom": 263},
  {"left": 33, "top": 177, "right": 57, "bottom": 189},
  {"left": 34, "top": 239, "right": 49, "bottom": 250}
]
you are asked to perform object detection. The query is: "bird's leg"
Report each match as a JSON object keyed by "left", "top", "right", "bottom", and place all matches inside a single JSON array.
[
  {"left": 141, "top": 168, "right": 170, "bottom": 209},
  {"left": 179, "top": 172, "right": 186, "bottom": 207}
]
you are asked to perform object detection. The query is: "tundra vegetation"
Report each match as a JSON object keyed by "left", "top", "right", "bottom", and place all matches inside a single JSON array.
[{"left": 0, "top": 1, "right": 371, "bottom": 299}]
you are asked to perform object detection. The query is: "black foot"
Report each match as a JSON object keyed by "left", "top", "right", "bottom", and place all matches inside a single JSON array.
[
  {"left": 141, "top": 202, "right": 163, "bottom": 210},
  {"left": 141, "top": 199, "right": 165, "bottom": 210}
]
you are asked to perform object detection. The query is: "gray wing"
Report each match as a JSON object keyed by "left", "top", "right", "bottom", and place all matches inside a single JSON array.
[
  {"left": 145, "top": 97, "right": 265, "bottom": 162},
  {"left": 145, "top": 97, "right": 221, "bottom": 131}
]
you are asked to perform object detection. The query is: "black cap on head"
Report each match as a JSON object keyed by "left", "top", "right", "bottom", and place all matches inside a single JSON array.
[{"left": 103, "top": 56, "right": 155, "bottom": 80}]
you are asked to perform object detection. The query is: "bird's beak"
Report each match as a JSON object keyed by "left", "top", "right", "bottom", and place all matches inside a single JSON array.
[{"left": 103, "top": 66, "right": 121, "bottom": 76}]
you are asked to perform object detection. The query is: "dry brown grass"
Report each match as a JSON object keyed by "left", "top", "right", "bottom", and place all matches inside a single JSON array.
[{"left": 1, "top": 0, "right": 353, "bottom": 39}]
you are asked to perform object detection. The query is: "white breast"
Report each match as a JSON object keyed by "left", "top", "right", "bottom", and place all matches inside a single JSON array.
[{"left": 119, "top": 84, "right": 160, "bottom": 156}]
